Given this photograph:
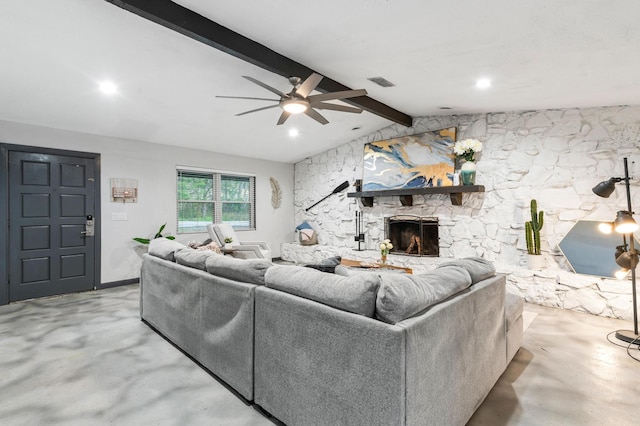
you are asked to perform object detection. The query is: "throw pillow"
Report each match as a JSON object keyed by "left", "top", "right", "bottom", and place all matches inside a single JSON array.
[
  {"left": 437, "top": 257, "right": 496, "bottom": 284},
  {"left": 148, "top": 237, "right": 186, "bottom": 262},
  {"left": 175, "top": 247, "right": 220, "bottom": 271},
  {"left": 205, "top": 255, "right": 272, "bottom": 285},
  {"left": 376, "top": 265, "right": 472, "bottom": 324},
  {"left": 265, "top": 265, "right": 381, "bottom": 317},
  {"left": 296, "top": 221, "right": 318, "bottom": 246},
  {"left": 303, "top": 256, "right": 342, "bottom": 273}
]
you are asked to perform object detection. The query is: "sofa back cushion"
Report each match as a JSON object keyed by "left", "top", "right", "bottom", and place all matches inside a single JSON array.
[
  {"left": 205, "top": 254, "right": 271, "bottom": 285},
  {"left": 376, "top": 265, "right": 472, "bottom": 324},
  {"left": 437, "top": 256, "right": 496, "bottom": 284},
  {"left": 175, "top": 247, "right": 220, "bottom": 271},
  {"left": 264, "top": 265, "right": 380, "bottom": 317},
  {"left": 148, "top": 238, "right": 186, "bottom": 262}
]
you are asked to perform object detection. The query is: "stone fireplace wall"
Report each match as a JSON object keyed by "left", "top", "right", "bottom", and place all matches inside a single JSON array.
[{"left": 291, "top": 105, "right": 640, "bottom": 320}]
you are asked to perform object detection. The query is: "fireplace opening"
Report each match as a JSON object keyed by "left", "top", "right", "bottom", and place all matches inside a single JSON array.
[{"left": 385, "top": 215, "right": 439, "bottom": 257}]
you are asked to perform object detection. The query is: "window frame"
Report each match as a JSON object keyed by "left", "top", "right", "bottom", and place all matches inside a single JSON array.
[{"left": 176, "top": 167, "right": 256, "bottom": 234}]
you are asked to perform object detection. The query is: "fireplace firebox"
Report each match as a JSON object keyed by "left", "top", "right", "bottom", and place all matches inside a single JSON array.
[{"left": 385, "top": 215, "right": 439, "bottom": 257}]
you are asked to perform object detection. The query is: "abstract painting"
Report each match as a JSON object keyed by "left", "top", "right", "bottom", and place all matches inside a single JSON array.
[{"left": 362, "top": 128, "right": 457, "bottom": 191}]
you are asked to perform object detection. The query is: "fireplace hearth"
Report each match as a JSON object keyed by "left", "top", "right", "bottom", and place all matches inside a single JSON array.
[{"left": 385, "top": 215, "right": 439, "bottom": 257}]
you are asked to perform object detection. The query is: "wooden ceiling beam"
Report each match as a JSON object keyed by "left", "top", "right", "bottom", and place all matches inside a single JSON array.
[{"left": 105, "top": 0, "right": 412, "bottom": 127}]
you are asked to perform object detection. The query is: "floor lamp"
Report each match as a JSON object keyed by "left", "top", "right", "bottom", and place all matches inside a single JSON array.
[{"left": 592, "top": 157, "right": 640, "bottom": 344}]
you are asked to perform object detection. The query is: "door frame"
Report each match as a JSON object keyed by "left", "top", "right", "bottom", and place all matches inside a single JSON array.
[{"left": 0, "top": 143, "right": 101, "bottom": 305}]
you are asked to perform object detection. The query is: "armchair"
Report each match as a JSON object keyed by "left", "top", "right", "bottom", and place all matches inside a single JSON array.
[{"left": 207, "top": 223, "right": 272, "bottom": 260}]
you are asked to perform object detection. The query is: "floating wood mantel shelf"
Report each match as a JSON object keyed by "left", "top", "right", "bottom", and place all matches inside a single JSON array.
[{"left": 347, "top": 185, "right": 485, "bottom": 207}]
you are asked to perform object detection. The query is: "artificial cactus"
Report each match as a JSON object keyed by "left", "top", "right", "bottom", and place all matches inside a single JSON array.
[{"left": 525, "top": 199, "right": 544, "bottom": 255}]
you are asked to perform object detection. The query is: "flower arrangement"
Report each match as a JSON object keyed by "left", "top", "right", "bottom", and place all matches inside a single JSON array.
[
  {"left": 379, "top": 239, "right": 393, "bottom": 257},
  {"left": 224, "top": 237, "right": 233, "bottom": 244},
  {"left": 453, "top": 138, "right": 483, "bottom": 162}
]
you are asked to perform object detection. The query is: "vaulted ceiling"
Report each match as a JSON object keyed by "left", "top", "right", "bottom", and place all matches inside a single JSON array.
[{"left": 1, "top": 1, "right": 639, "bottom": 163}]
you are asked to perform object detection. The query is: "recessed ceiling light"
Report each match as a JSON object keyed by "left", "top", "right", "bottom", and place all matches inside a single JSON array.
[
  {"left": 476, "top": 78, "right": 491, "bottom": 89},
  {"left": 289, "top": 129, "right": 299, "bottom": 137},
  {"left": 99, "top": 81, "right": 117, "bottom": 95}
]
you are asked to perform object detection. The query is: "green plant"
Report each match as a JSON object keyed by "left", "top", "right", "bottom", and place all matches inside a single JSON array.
[
  {"left": 133, "top": 223, "right": 175, "bottom": 244},
  {"left": 525, "top": 200, "right": 544, "bottom": 255},
  {"left": 224, "top": 237, "right": 233, "bottom": 244}
]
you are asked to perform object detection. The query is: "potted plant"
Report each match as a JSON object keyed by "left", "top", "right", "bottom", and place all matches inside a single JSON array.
[
  {"left": 224, "top": 237, "right": 233, "bottom": 250},
  {"left": 133, "top": 223, "right": 175, "bottom": 244},
  {"left": 525, "top": 199, "right": 545, "bottom": 270},
  {"left": 453, "top": 138, "right": 483, "bottom": 185},
  {"left": 379, "top": 239, "right": 393, "bottom": 265}
]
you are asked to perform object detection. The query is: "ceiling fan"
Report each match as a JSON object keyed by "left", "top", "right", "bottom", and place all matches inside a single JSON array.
[{"left": 217, "top": 73, "right": 367, "bottom": 125}]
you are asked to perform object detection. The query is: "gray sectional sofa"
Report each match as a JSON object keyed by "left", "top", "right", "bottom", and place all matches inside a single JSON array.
[{"left": 140, "top": 238, "right": 523, "bottom": 425}]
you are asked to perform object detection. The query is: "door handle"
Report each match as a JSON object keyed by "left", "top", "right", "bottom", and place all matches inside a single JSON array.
[{"left": 83, "top": 215, "right": 95, "bottom": 236}]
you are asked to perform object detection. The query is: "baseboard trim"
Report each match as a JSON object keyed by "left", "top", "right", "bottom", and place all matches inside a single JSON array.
[{"left": 97, "top": 278, "right": 139, "bottom": 290}]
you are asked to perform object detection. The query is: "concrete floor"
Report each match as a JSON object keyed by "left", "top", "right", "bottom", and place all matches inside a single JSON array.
[{"left": 1, "top": 284, "right": 638, "bottom": 425}]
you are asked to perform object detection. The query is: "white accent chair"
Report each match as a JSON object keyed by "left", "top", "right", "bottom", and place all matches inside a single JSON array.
[{"left": 207, "top": 223, "right": 272, "bottom": 260}]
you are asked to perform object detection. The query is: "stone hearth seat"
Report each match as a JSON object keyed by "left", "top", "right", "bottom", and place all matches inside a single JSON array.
[{"left": 207, "top": 223, "right": 272, "bottom": 260}]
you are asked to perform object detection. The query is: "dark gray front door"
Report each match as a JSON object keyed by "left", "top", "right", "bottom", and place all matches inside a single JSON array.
[{"left": 8, "top": 151, "right": 97, "bottom": 301}]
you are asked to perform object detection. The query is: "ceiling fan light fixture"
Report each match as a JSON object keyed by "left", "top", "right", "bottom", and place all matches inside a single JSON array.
[{"left": 281, "top": 99, "right": 309, "bottom": 114}]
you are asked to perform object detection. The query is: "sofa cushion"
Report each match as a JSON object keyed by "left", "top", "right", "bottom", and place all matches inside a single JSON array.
[
  {"left": 505, "top": 291, "right": 524, "bottom": 331},
  {"left": 175, "top": 247, "right": 221, "bottom": 271},
  {"left": 376, "top": 265, "right": 472, "bottom": 324},
  {"left": 205, "top": 254, "right": 271, "bottom": 285},
  {"left": 148, "top": 238, "right": 186, "bottom": 262},
  {"left": 264, "top": 265, "right": 380, "bottom": 317},
  {"left": 437, "top": 256, "right": 496, "bottom": 284}
]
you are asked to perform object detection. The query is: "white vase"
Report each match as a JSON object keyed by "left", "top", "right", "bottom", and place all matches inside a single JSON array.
[
  {"left": 224, "top": 243, "right": 232, "bottom": 250},
  {"left": 527, "top": 254, "right": 545, "bottom": 270},
  {"left": 460, "top": 161, "right": 476, "bottom": 185}
]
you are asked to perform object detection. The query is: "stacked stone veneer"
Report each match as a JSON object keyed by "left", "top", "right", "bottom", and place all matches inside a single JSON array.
[{"left": 288, "top": 105, "right": 640, "bottom": 321}]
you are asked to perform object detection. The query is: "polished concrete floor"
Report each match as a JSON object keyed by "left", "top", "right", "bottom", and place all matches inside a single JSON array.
[{"left": 1, "top": 284, "right": 638, "bottom": 425}]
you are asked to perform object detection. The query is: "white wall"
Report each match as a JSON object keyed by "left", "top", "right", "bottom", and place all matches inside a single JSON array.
[
  {"left": 0, "top": 119, "right": 295, "bottom": 283},
  {"left": 292, "top": 105, "right": 640, "bottom": 320}
]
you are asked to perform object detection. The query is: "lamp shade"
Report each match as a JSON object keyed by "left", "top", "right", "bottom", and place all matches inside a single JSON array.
[
  {"left": 615, "top": 250, "right": 637, "bottom": 269},
  {"left": 614, "top": 211, "right": 639, "bottom": 234},
  {"left": 592, "top": 178, "right": 618, "bottom": 198}
]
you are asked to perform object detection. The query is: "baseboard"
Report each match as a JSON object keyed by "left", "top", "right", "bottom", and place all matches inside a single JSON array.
[{"left": 97, "top": 278, "right": 139, "bottom": 290}]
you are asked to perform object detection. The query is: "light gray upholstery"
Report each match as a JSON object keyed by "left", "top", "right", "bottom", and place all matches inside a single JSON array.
[
  {"left": 140, "top": 254, "right": 257, "bottom": 400},
  {"left": 506, "top": 291, "right": 524, "bottom": 361},
  {"left": 174, "top": 247, "right": 220, "bottom": 270},
  {"left": 205, "top": 254, "right": 272, "bottom": 285},
  {"left": 376, "top": 265, "right": 472, "bottom": 324},
  {"left": 147, "top": 237, "right": 186, "bottom": 262},
  {"left": 438, "top": 256, "right": 496, "bottom": 283},
  {"left": 265, "top": 265, "right": 381, "bottom": 317},
  {"left": 206, "top": 223, "right": 272, "bottom": 260},
  {"left": 254, "top": 274, "right": 508, "bottom": 426},
  {"left": 140, "top": 252, "right": 521, "bottom": 424}
]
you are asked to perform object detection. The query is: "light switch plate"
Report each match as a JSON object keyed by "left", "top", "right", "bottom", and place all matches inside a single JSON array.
[{"left": 111, "top": 212, "right": 128, "bottom": 221}]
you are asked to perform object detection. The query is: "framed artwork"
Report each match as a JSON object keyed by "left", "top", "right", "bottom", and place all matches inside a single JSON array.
[{"left": 362, "top": 127, "right": 457, "bottom": 191}]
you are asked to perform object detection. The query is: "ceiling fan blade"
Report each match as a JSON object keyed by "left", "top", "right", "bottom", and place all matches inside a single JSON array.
[
  {"left": 276, "top": 111, "right": 291, "bottom": 125},
  {"left": 305, "top": 108, "right": 329, "bottom": 125},
  {"left": 308, "top": 89, "right": 367, "bottom": 103},
  {"left": 236, "top": 104, "right": 280, "bottom": 116},
  {"left": 295, "top": 73, "right": 323, "bottom": 98},
  {"left": 311, "top": 102, "right": 363, "bottom": 114},
  {"left": 216, "top": 95, "right": 279, "bottom": 101},
  {"left": 242, "top": 76, "right": 286, "bottom": 97}
]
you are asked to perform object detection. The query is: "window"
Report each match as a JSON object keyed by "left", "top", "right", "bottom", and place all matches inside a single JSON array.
[{"left": 177, "top": 169, "right": 255, "bottom": 233}]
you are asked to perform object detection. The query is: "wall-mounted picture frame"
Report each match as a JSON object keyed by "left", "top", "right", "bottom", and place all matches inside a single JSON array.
[{"left": 362, "top": 127, "right": 457, "bottom": 191}]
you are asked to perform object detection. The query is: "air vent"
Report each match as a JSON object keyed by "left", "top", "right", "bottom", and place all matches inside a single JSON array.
[{"left": 367, "top": 77, "right": 395, "bottom": 88}]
